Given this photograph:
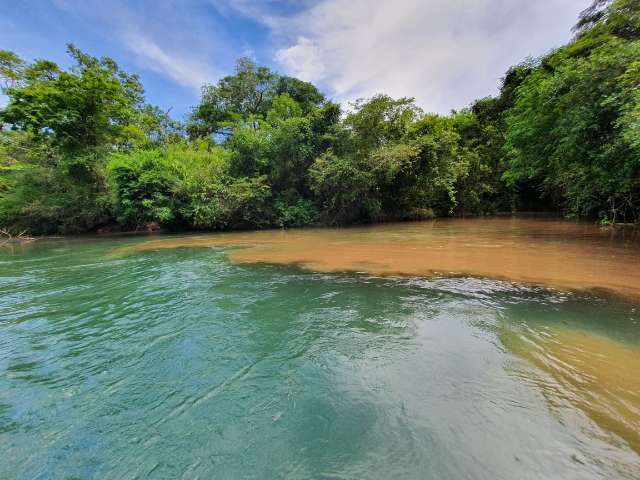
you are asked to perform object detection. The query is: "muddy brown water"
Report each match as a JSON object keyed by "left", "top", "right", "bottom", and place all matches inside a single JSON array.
[{"left": 119, "top": 217, "right": 640, "bottom": 299}]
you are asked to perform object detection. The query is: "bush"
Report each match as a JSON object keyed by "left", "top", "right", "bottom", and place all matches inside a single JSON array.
[
  {"left": 0, "top": 133, "right": 110, "bottom": 234},
  {"left": 309, "top": 151, "right": 378, "bottom": 225},
  {"left": 183, "top": 175, "right": 273, "bottom": 230},
  {"left": 107, "top": 149, "right": 177, "bottom": 228},
  {"left": 107, "top": 144, "right": 274, "bottom": 231},
  {"left": 274, "top": 193, "right": 318, "bottom": 227}
]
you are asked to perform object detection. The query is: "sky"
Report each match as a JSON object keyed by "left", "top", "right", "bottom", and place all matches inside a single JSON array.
[{"left": 1, "top": 0, "right": 591, "bottom": 120}]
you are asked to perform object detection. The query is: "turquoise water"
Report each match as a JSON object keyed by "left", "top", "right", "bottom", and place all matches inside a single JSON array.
[{"left": 1, "top": 235, "right": 639, "bottom": 479}]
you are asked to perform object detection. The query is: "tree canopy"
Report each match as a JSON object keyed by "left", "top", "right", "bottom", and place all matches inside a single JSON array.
[{"left": 1, "top": 0, "right": 638, "bottom": 234}]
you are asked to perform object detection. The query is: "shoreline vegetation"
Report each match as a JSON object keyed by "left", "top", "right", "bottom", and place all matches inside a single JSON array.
[{"left": 1, "top": 0, "right": 639, "bottom": 236}]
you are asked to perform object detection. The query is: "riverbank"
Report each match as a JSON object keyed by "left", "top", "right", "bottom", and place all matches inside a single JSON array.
[{"left": 6, "top": 211, "right": 637, "bottom": 242}]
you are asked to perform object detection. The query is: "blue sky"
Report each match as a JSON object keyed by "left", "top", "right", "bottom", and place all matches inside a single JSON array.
[{"left": 1, "top": 0, "right": 591, "bottom": 120}]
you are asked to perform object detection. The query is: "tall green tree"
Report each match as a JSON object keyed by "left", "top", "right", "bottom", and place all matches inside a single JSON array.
[
  {"left": 187, "top": 57, "right": 326, "bottom": 140},
  {"left": 0, "top": 45, "right": 157, "bottom": 233},
  {"left": 504, "top": 0, "right": 640, "bottom": 221},
  {"left": 1, "top": 44, "right": 145, "bottom": 153}
]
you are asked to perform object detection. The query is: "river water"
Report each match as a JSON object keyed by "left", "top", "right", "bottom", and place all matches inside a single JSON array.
[{"left": 1, "top": 218, "right": 639, "bottom": 479}]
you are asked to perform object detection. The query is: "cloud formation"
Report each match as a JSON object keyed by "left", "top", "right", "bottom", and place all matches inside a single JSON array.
[
  {"left": 7, "top": 0, "right": 592, "bottom": 116},
  {"left": 123, "top": 33, "right": 216, "bottom": 91},
  {"left": 275, "top": 36, "right": 324, "bottom": 82},
  {"left": 231, "top": 0, "right": 591, "bottom": 113}
]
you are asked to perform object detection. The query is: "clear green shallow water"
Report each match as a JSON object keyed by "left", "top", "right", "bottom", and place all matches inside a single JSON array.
[{"left": 1, "top": 235, "right": 639, "bottom": 479}]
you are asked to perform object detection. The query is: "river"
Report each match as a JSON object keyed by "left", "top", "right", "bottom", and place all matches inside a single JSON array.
[{"left": 1, "top": 217, "right": 638, "bottom": 479}]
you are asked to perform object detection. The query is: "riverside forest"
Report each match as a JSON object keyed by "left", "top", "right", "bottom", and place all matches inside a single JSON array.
[
  {"left": 2, "top": 1, "right": 640, "bottom": 479},
  {"left": 1, "top": 0, "right": 639, "bottom": 234}
]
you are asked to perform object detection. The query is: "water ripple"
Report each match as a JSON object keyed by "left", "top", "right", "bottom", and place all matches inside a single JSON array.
[{"left": 0, "top": 238, "right": 638, "bottom": 479}]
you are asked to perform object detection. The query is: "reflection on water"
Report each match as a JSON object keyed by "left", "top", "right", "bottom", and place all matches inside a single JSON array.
[
  {"left": 500, "top": 324, "right": 640, "bottom": 455},
  {"left": 117, "top": 217, "right": 640, "bottom": 298},
  {"left": 0, "top": 220, "right": 639, "bottom": 479}
]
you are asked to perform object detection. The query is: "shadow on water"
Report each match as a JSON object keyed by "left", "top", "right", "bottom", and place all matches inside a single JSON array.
[{"left": 495, "top": 295, "right": 640, "bottom": 456}]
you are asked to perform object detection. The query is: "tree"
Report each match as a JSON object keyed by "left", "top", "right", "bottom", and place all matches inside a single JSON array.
[
  {"left": 187, "top": 58, "right": 326, "bottom": 140},
  {"left": 0, "top": 44, "right": 144, "bottom": 153},
  {"left": 309, "top": 151, "right": 378, "bottom": 225},
  {"left": 342, "top": 95, "right": 421, "bottom": 155},
  {"left": 0, "top": 50, "right": 25, "bottom": 91},
  {"left": 0, "top": 45, "right": 152, "bottom": 233},
  {"left": 574, "top": 0, "right": 640, "bottom": 40},
  {"left": 505, "top": 7, "right": 640, "bottom": 221}
]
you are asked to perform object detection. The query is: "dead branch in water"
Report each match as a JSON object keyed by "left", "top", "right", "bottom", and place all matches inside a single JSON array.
[{"left": 0, "top": 228, "right": 36, "bottom": 246}]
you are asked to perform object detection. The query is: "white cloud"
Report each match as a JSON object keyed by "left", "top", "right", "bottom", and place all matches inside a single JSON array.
[
  {"left": 234, "top": 0, "right": 592, "bottom": 113},
  {"left": 275, "top": 36, "right": 324, "bottom": 82},
  {"left": 123, "top": 33, "right": 216, "bottom": 91}
]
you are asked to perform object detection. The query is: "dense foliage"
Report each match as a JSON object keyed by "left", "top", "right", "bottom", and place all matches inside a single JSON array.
[{"left": 1, "top": 0, "right": 638, "bottom": 234}]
